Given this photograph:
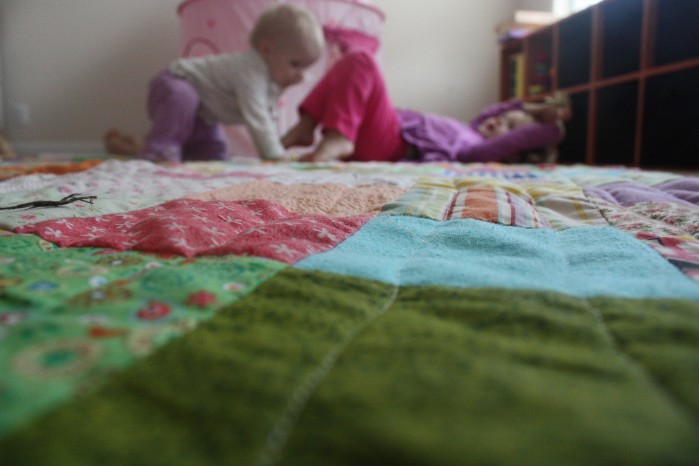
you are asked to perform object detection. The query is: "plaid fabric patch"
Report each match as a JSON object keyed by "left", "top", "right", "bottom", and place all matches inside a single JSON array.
[
  {"left": 380, "top": 178, "right": 455, "bottom": 220},
  {"left": 522, "top": 181, "right": 609, "bottom": 230}
]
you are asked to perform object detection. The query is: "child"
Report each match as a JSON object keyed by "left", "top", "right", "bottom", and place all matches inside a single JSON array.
[
  {"left": 283, "top": 32, "right": 569, "bottom": 164},
  {"left": 105, "top": 4, "right": 324, "bottom": 162},
  {"left": 281, "top": 48, "right": 406, "bottom": 163}
]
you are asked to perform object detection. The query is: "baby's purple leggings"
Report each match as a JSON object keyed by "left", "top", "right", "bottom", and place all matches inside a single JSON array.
[{"left": 142, "top": 70, "right": 228, "bottom": 162}]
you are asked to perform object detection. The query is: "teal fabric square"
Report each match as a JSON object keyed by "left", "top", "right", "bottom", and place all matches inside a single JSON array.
[{"left": 295, "top": 216, "right": 699, "bottom": 300}]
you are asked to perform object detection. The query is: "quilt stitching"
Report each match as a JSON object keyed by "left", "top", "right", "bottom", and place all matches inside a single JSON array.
[
  {"left": 257, "top": 286, "right": 399, "bottom": 466},
  {"left": 2, "top": 160, "right": 699, "bottom": 463}
]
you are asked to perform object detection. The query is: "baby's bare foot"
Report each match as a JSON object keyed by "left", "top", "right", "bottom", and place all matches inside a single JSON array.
[
  {"left": 307, "top": 131, "right": 354, "bottom": 162},
  {"left": 104, "top": 129, "right": 140, "bottom": 155}
]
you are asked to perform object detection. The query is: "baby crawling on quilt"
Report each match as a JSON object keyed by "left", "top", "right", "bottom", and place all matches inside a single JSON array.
[{"left": 105, "top": 3, "right": 324, "bottom": 162}]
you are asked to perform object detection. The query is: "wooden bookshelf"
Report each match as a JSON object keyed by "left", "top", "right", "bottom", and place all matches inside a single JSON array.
[{"left": 499, "top": 0, "right": 699, "bottom": 169}]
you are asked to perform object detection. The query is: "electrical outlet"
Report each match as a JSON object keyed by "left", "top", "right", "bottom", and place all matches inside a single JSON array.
[{"left": 14, "top": 103, "right": 30, "bottom": 127}]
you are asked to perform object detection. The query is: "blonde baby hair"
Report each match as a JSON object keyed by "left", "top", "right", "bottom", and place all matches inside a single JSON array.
[{"left": 250, "top": 3, "right": 324, "bottom": 55}]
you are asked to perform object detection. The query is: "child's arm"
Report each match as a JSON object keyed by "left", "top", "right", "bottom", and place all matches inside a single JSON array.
[
  {"left": 234, "top": 74, "right": 286, "bottom": 160},
  {"left": 521, "top": 102, "right": 565, "bottom": 124},
  {"left": 522, "top": 93, "right": 572, "bottom": 124},
  {"left": 239, "top": 99, "right": 286, "bottom": 160}
]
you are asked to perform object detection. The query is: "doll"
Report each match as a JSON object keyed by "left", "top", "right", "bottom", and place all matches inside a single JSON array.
[{"left": 478, "top": 92, "right": 571, "bottom": 140}]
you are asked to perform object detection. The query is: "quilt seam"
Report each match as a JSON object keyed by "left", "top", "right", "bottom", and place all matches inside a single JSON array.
[
  {"left": 256, "top": 216, "right": 439, "bottom": 465},
  {"left": 255, "top": 285, "right": 399, "bottom": 466}
]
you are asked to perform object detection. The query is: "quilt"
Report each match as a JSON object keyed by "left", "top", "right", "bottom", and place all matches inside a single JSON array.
[{"left": 1, "top": 158, "right": 699, "bottom": 465}]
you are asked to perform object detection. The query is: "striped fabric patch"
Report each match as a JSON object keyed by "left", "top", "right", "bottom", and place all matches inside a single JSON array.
[
  {"left": 382, "top": 177, "right": 550, "bottom": 229},
  {"left": 448, "top": 186, "right": 549, "bottom": 228}
]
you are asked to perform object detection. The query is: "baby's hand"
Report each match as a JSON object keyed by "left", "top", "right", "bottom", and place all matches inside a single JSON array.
[
  {"left": 524, "top": 103, "right": 558, "bottom": 124},
  {"left": 524, "top": 103, "right": 571, "bottom": 124},
  {"left": 279, "top": 150, "right": 315, "bottom": 162},
  {"left": 297, "top": 152, "right": 319, "bottom": 162}
]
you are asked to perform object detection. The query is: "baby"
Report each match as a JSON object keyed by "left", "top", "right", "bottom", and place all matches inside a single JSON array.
[{"left": 105, "top": 4, "right": 324, "bottom": 162}]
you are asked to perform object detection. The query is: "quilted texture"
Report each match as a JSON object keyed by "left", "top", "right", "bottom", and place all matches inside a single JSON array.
[{"left": 1, "top": 159, "right": 699, "bottom": 465}]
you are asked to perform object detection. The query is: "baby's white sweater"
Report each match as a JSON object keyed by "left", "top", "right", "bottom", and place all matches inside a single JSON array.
[{"left": 170, "top": 49, "right": 284, "bottom": 159}]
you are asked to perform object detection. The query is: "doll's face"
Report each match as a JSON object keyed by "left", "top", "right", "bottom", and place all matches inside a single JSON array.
[
  {"left": 478, "top": 110, "right": 533, "bottom": 139},
  {"left": 478, "top": 116, "right": 510, "bottom": 139}
]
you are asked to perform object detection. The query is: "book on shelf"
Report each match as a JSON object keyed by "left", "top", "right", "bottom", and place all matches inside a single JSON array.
[
  {"left": 509, "top": 53, "right": 525, "bottom": 98},
  {"left": 527, "top": 51, "right": 551, "bottom": 96}
]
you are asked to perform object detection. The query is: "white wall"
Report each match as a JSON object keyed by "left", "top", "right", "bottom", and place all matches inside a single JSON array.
[
  {"left": 1, "top": 0, "right": 522, "bottom": 152},
  {"left": 0, "top": 51, "right": 5, "bottom": 131},
  {"left": 519, "top": 0, "right": 553, "bottom": 10},
  {"left": 374, "top": 0, "right": 517, "bottom": 121},
  {"left": 1, "top": 0, "right": 182, "bottom": 152},
  {"left": 0, "top": 5, "right": 6, "bottom": 131}
]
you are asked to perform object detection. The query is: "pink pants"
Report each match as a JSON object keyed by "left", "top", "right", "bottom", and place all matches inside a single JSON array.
[{"left": 300, "top": 51, "right": 407, "bottom": 162}]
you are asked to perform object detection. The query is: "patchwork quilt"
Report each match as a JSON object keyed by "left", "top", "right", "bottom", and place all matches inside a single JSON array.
[{"left": 1, "top": 158, "right": 699, "bottom": 465}]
